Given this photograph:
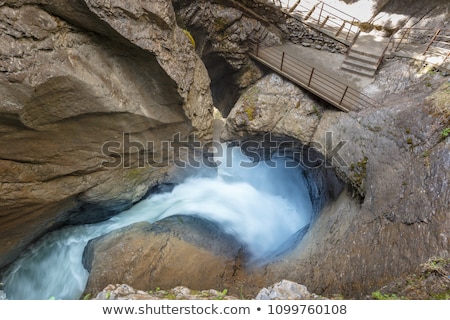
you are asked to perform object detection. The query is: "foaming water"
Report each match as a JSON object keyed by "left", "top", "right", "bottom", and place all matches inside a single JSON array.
[{"left": 2, "top": 145, "right": 313, "bottom": 300}]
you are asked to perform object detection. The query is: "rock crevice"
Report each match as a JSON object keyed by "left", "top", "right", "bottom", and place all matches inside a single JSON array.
[{"left": 0, "top": 0, "right": 214, "bottom": 268}]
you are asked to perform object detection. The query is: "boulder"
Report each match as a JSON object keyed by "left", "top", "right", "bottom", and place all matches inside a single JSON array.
[
  {"left": 83, "top": 215, "right": 244, "bottom": 295},
  {"left": 255, "top": 279, "right": 318, "bottom": 300},
  {"left": 222, "top": 73, "right": 322, "bottom": 143},
  {"left": 91, "top": 284, "right": 238, "bottom": 300}
]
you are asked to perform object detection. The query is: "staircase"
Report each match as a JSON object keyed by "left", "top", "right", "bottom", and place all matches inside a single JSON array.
[
  {"left": 341, "top": 46, "right": 381, "bottom": 77},
  {"left": 341, "top": 33, "right": 391, "bottom": 78}
]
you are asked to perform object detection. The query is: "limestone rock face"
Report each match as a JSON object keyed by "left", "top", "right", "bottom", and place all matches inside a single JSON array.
[
  {"left": 260, "top": 98, "right": 449, "bottom": 296},
  {"left": 222, "top": 73, "right": 322, "bottom": 144},
  {"left": 370, "top": 0, "right": 449, "bottom": 30},
  {"left": 0, "top": 0, "right": 214, "bottom": 268},
  {"left": 223, "top": 66, "right": 449, "bottom": 297},
  {"left": 175, "top": 0, "right": 283, "bottom": 116},
  {"left": 83, "top": 216, "right": 243, "bottom": 296}
]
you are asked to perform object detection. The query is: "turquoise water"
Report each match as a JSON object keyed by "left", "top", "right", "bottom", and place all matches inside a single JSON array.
[{"left": 2, "top": 146, "right": 312, "bottom": 299}]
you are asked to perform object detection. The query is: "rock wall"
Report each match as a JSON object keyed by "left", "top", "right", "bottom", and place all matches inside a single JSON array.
[
  {"left": 0, "top": 0, "right": 214, "bottom": 268},
  {"left": 78, "top": 0, "right": 449, "bottom": 298},
  {"left": 222, "top": 65, "right": 449, "bottom": 297},
  {"left": 174, "top": 0, "right": 284, "bottom": 116},
  {"left": 371, "top": 0, "right": 449, "bottom": 30}
]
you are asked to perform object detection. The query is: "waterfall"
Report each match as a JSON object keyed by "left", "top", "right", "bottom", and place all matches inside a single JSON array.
[{"left": 2, "top": 144, "right": 313, "bottom": 299}]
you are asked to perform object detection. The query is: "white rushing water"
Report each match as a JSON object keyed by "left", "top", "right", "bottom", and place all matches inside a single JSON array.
[{"left": 2, "top": 145, "right": 313, "bottom": 300}]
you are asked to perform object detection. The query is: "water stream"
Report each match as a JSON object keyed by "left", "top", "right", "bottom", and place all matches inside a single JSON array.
[{"left": 2, "top": 145, "right": 313, "bottom": 299}]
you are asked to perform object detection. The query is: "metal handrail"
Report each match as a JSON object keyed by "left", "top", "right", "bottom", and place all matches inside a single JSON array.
[
  {"left": 390, "top": 27, "right": 450, "bottom": 65},
  {"left": 392, "top": 27, "right": 450, "bottom": 52},
  {"left": 280, "top": 1, "right": 361, "bottom": 45},
  {"left": 248, "top": 41, "right": 379, "bottom": 112}
]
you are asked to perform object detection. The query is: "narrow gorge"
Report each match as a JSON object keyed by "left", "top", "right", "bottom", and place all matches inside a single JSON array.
[{"left": 0, "top": 0, "right": 449, "bottom": 300}]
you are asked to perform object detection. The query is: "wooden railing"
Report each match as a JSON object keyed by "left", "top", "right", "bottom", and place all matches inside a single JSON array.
[{"left": 249, "top": 42, "right": 379, "bottom": 112}]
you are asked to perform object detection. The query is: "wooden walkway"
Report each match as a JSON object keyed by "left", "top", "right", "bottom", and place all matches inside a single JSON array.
[{"left": 249, "top": 42, "right": 379, "bottom": 112}]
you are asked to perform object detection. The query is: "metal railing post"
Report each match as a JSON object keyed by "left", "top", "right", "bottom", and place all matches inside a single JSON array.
[
  {"left": 304, "top": 4, "right": 316, "bottom": 20},
  {"left": 395, "top": 28, "right": 409, "bottom": 52},
  {"left": 280, "top": 52, "right": 285, "bottom": 71},
  {"left": 308, "top": 68, "right": 315, "bottom": 86},
  {"left": 346, "top": 18, "right": 355, "bottom": 41},
  {"left": 339, "top": 86, "right": 349, "bottom": 106},
  {"left": 444, "top": 50, "right": 450, "bottom": 64},
  {"left": 423, "top": 28, "right": 441, "bottom": 55},
  {"left": 336, "top": 21, "right": 345, "bottom": 37},
  {"left": 318, "top": 2, "right": 324, "bottom": 24},
  {"left": 320, "top": 16, "right": 329, "bottom": 28}
]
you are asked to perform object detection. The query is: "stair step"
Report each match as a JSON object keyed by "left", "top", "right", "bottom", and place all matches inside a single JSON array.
[
  {"left": 342, "top": 59, "right": 378, "bottom": 72},
  {"left": 346, "top": 50, "right": 380, "bottom": 64},
  {"left": 341, "top": 63, "right": 376, "bottom": 77},
  {"left": 347, "top": 47, "right": 381, "bottom": 60}
]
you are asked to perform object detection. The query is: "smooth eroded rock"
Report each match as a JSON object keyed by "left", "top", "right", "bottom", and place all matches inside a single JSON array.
[
  {"left": 83, "top": 215, "right": 244, "bottom": 295},
  {"left": 0, "top": 0, "right": 214, "bottom": 268}
]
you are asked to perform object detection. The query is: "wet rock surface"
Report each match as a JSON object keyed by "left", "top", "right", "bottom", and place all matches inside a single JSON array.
[
  {"left": 1, "top": 0, "right": 449, "bottom": 300},
  {"left": 223, "top": 62, "right": 449, "bottom": 297},
  {"left": 222, "top": 73, "right": 322, "bottom": 143},
  {"left": 83, "top": 215, "right": 244, "bottom": 296},
  {"left": 0, "top": 0, "right": 214, "bottom": 268}
]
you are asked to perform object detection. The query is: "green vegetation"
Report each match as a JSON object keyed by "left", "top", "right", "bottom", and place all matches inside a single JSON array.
[
  {"left": 215, "top": 289, "right": 228, "bottom": 300},
  {"left": 427, "top": 82, "right": 450, "bottom": 138},
  {"left": 244, "top": 106, "right": 256, "bottom": 121},
  {"left": 441, "top": 127, "right": 450, "bottom": 138},
  {"left": 236, "top": 86, "right": 260, "bottom": 122},
  {"left": 422, "top": 257, "right": 448, "bottom": 276},
  {"left": 370, "top": 257, "right": 450, "bottom": 300},
  {"left": 431, "top": 292, "right": 450, "bottom": 300},
  {"left": 105, "top": 290, "right": 111, "bottom": 300},
  {"left": 350, "top": 156, "right": 368, "bottom": 187},
  {"left": 83, "top": 293, "right": 92, "bottom": 300},
  {"left": 183, "top": 29, "right": 196, "bottom": 48},
  {"left": 308, "top": 104, "right": 321, "bottom": 117},
  {"left": 163, "top": 292, "right": 177, "bottom": 300},
  {"left": 127, "top": 167, "right": 146, "bottom": 181},
  {"left": 371, "top": 291, "right": 400, "bottom": 300}
]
